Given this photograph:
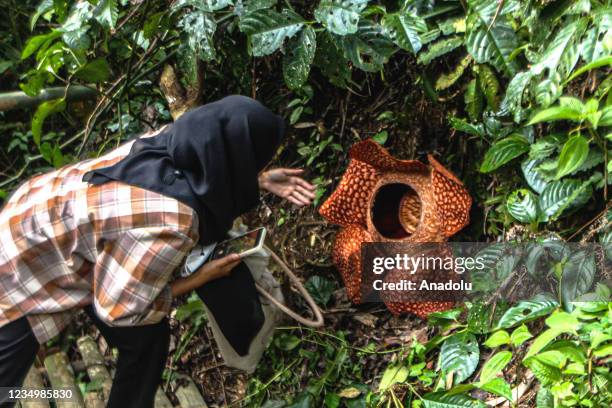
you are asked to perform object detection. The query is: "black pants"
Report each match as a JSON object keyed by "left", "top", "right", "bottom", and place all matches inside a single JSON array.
[{"left": 0, "top": 307, "right": 170, "bottom": 408}]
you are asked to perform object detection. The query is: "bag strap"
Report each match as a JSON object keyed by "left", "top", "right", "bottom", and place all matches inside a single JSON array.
[{"left": 254, "top": 245, "right": 324, "bottom": 328}]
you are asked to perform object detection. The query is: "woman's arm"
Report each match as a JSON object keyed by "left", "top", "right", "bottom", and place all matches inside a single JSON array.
[{"left": 170, "top": 254, "right": 241, "bottom": 297}]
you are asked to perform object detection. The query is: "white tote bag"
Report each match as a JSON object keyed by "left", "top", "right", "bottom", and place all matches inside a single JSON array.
[{"left": 185, "top": 226, "right": 324, "bottom": 373}]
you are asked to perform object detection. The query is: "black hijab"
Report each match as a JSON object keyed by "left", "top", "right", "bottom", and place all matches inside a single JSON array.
[{"left": 84, "top": 95, "right": 286, "bottom": 244}]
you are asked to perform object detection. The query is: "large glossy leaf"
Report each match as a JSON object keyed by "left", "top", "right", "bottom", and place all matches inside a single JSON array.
[
  {"left": 465, "top": 79, "right": 484, "bottom": 122},
  {"left": 556, "top": 134, "right": 589, "bottom": 179},
  {"left": 233, "top": 0, "right": 276, "bottom": 15},
  {"left": 561, "top": 250, "right": 596, "bottom": 308},
  {"left": 435, "top": 55, "right": 472, "bottom": 91},
  {"left": 74, "top": 58, "right": 111, "bottom": 82},
  {"left": 535, "top": 74, "right": 562, "bottom": 108},
  {"left": 531, "top": 19, "right": 587, "bottom": 78},
  {"left": 480, "top": 351, "right": 512, "bottom": 384},
  {"left": 499, "top": 71, "right": 534, "bottom": 123},
  {"left": 179, "top": 10, "right": 217, "bottom": 61},
  {"left": 465, "top": 19, "right": 518, "bottom": 76},
  {"left": 381, "top": 11, "right": 426, "bottom": 53},
  {"left": 523, "top": 357, "right": 561, "bottom": 386},
  {"left": 283, "top": 26, "right": 316, "bottom": 90},
  {"left": 61, "top": 2, "right": 93, "bottom": 51},
  {"left": 527, "top": 105, "right": 582, "bottom": 125},
  {"left": 94, "top": 0, "right": 118, "bottom": 29},
  {"left": 480, "top": 134, "right": 530, "bottom": 173},
  {"left": 497, "top": 297, "right": 559, "bottom": 329},
  {"left": 539, "top": 178, "right": 592, "bottom": 221},
  {"left": 313, "top": 31, "right": 351, "bottom": 88},
  {"left": 580, "top": 12, "right": 611, "bottom": 63},
  {"left": 478, "top": 378, "right": 512, "bottom": 401},
  {"left": 417, "top": 36, "right": 464, "bottom": 65},
  {"left": 239, "top": 9, "right": 304, "bottom": 56},
  {"left": 314, "top": 0, "right": 368, "bottom": 36},
  {"left": 422, "top": 392, "right": 485, "bottom": 408},
  {"left": 467, "top": 0, "right": 519, "bottom": 20},
  {"left": 32, "top": 98, "right": 66, "bottom": 147},
  {"left": 565, "top": 55, "right": 612, "bottom": 83},
  {"left": 21, "top": 31, "right": 62, "bottom": 60},
  {"left": 476, "top": 64, "right": 500, "bottom": 110},
  {"left": 339, "top": 21, "right": 395, "bottom": 72},
  {"left": 507, "top": 189, "right": 539, "bottom": 223},
  {"left": 522, "top": 159, "right": 549, "bottom": 194},
  {"left": 439, "top": 332, "right": 479, "bottom": 384}
]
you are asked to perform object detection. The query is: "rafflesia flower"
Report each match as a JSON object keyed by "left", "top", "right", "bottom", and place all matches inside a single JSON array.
[{"left": 319, "top": 140, "right": 472, "bottom": 318}]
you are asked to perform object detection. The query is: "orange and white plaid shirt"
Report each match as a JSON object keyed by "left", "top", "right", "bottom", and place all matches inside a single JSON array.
[{"left": 0, "top": 131, "right": 199, "bottom": 343}]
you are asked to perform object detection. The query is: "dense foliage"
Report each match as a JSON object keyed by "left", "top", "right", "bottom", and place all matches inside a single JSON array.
[{"left": 0, "top": 0, "right": 610, "bottom": 407}]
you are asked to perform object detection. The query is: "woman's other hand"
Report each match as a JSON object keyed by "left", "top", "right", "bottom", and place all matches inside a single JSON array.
[
  {"left": 171, "top": 254, "right": 241, "bottom": 297},
  {"left": 258, "top": 168, "right": 316, "bottom": 206}
]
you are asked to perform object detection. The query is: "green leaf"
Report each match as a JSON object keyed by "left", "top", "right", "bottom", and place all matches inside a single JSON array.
[
  {"left": 521, "top": 159, "right": 549, "bottom": 194},
  {"left": 476, "top": 65, "right": 500, "bottom": 110},
  {"left": 560, "top": 250, "right": 596, "bottom": 308},
  {"left": 484, "top": 331, "right": 510, "bottom": 348},
  {"left": 283, "top": 26, "right": 316, "bottom": 90},
  {"left": 305, "top": 275, "right": 335, "bottom": 306},
  {"left": 30, "top": 0, "right": 53, "bottom": 31},
  {"left": 313, "top": 31, "right": 351, "bottom": 88},
  {"left": 465, "top": 19, "right": 518, "bottom": 76},
  {"left": 480, "top": 351, "right": 512, "bottom": 384},
  {"left": 339, "top": 21, "right": 395, "bottom": 72},
  {"left": 233, "top": 0, "right": 277, "bottom": 15},
  {"left": 497, "top": 298, "right": 559, "bottom": 329},
  {"left": 536, "top": 387, "right": 554, "bottom": 408},
  {"left": 535, "top": 75, "right": 562, "bottom": 108},
  {"left": 579, "top": 14, "right": 611, "bottom": 63},
  {"left": 533, "top": 350, "right": 567, "bottom": 368},
  {"left": 479, "top": 134, "right": 529, "bottom": 173},
  {"left": 506, "top": 189, "right": 539, "bottom": 224},
  {"left": 539, "top": 178, "right": 592, "bottom": 221},
  {"left": 74, "top": 58, "right": 110, "bottom": 82},
  {"left": 449, "top": 116, "right": 485, "bottom": 136},
  {"left": 531, "top": 19, "right": 587, "bottom": 78},
  {"left": 381, "top": 11, "right": 426, "bottom": 53},
  {"left": 372, "top": 131, "right": 388, "bottom": 145},
  {"left": 525, "top": 328, "right": 562, "bottom": 359},
  {"left": 598, "top": 105, "right": 612, "bottom": 127},
  {"left": 527, "top": 106, "right": 583, "bottom": 125},
  {"left": 500, "top": 71, "right": 534, "bottom": 123},
  {"left": 510, "top": 325, "right": 533, "bottom": 347},
  {"left": 565, "top": 56, "right": 612, "bottom": 83},
  {"left": 417, "top": 36, "right": 464, "bottom": 65},
  {"left": 556, "top": 135, "right": 589, "bottom": 179},
  {"left": 21, "top": 31, "right": 62, "bottom": 60},
  {"left": 478, "top": 378, "right": 512, "bottom": 401},
  {"left": 465, "top": 79, "right": 484, "bottom": 122},
  {"left": 274, "top": 333, "right": 301, "bottom": 351},
  {"left": 440, "top": 332, "right": 479, "bottom": 384},
  {"left": 94, "top": 0, "right": 118, "bottom": 29},
  {"left": 422, "top": 392, "right": 485, "bottom": 408},
  {"left": 32, "top": 99, "right": 66, "bottom": 147},
  {"left": 314, "top": 0, "right": 368, "bottom": 36},
  {"left": 378, "top": 364, "right": 409, "bottom": 391},
  {"left": 239, "top": 9, "right": 304, "bottom": 56},
  {"left": 523, "top": 357, "right": 561, "bottom": 386},
  {"left": 179, "top": 10, "right": 218, "bottom": 61},
  {"left": 593, "top": 343, "right": 612, "bottom": 358},
  {"left": 435, "top": 55, "right": 472, "bottom": 91}
]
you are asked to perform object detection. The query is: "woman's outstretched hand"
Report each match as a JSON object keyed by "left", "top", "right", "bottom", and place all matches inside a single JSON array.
[{"left": 258, "top": 168, "right": 316, "bottom": 206}]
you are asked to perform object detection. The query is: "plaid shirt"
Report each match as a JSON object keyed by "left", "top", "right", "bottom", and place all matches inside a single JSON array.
[{"left": 0, "top": 130, "right": 199, "bottom": 343}]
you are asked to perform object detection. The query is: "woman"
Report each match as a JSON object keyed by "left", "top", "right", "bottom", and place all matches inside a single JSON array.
[{"left": 0, "top": 95, "right": 315, "bottom": 407}]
